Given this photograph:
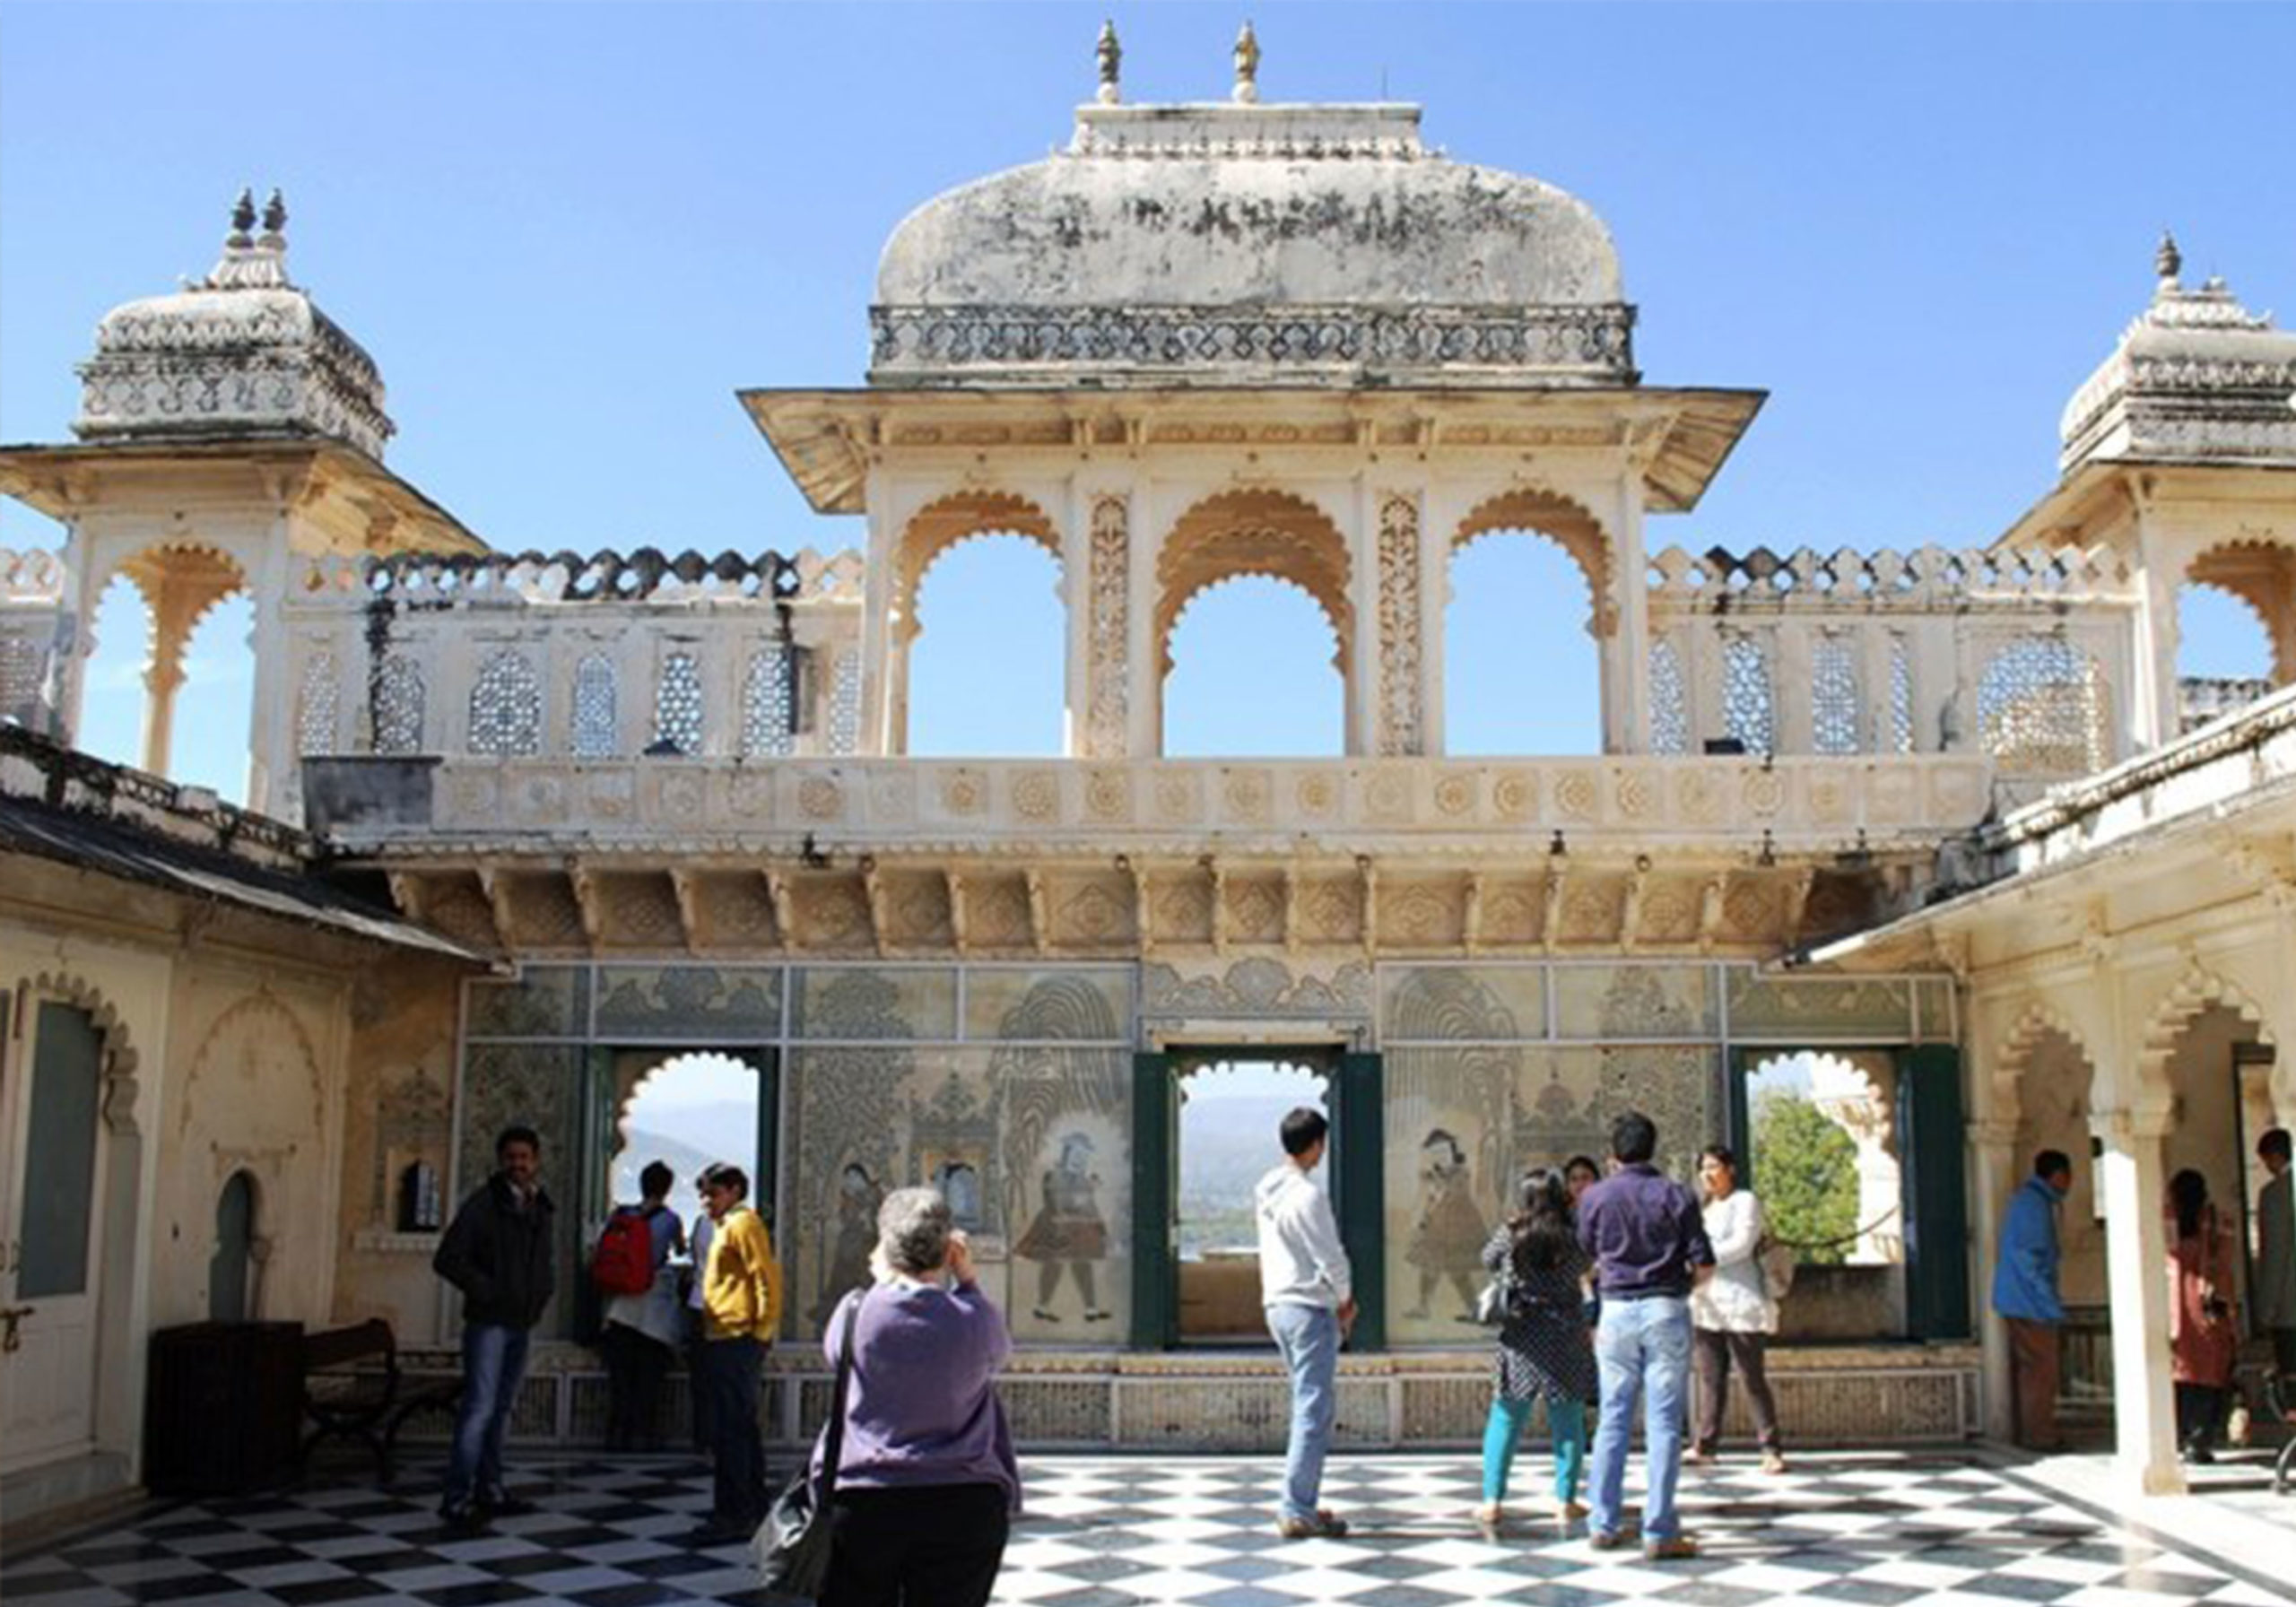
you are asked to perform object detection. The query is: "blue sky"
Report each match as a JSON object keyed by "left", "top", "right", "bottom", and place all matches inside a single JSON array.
[{"left": 4, "top": 3, "right": 2288, "bottom": 797}]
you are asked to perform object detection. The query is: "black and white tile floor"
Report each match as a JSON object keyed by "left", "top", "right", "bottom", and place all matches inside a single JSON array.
[{"left": 5, "top": 1452, "right": 2290, "bottom": 1607}]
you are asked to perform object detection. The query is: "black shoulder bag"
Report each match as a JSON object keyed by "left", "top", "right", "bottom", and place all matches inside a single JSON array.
[{"left": 752, "top": 1295, "right": 863, "bottom": 1602}]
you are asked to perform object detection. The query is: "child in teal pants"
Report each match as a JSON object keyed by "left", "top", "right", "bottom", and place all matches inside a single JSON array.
[{"left": 1475, "top": 1168, "right": 1598, "bottom": 1528}]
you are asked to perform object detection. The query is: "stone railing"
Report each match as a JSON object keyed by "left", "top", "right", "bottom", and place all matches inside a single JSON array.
[
  {"left": 0, "top": 547, "right": 66, "bottom": 732},
  {"left": 1645, "top": 544, "right": 2137, "bottom": 780},
  {"left": 311, "top": 751, "right": 1995, "bottom": 854},
  {"left": 2178, "top": 674, "right": 2276, "bottom": 733}
]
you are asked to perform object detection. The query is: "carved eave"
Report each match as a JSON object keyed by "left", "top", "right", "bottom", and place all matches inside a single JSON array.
[
  {"left": 0, "top": 438, "right": 486, "bottom": 556},
  {"left": 366, "top": 852, "right": 1883, "bottom": 961},
  {"left": 738, "top": 387, "right": 1766, "bottom": 517},
  {"left": 1989, "top": 456, "right": 2296, "bottom": 556}
]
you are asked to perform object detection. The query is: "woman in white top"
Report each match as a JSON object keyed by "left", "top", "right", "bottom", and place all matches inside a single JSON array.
[{"left": 1690, "top": 1145, "right": 1786, "bottom": 1473}]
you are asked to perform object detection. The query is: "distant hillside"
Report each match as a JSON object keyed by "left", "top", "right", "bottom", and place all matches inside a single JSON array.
[{"left": 614, "top": 1099, "right": 758, "bottom": 1212}]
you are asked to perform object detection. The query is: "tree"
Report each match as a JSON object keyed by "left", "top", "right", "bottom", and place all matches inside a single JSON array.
[{"left": 1752, "top": 1090, "right": 1859, "bottom": 1265}]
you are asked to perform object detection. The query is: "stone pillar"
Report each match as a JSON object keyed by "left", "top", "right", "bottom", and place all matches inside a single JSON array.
[
  {"left": 857, "top": 494, "right": 899, "bottom": 757},
  {"left": 1609, "top": 475, "right": 1651, "bottom": 755},
  {"left": 1368, "top": 488, "right": 1426, "bottom": 758},
  {"left": 1966, "top": 1117, "right": 2021, "bottom": 1443},
  {"left": 1077, "top": 488, "right": 1133, "bottom": 760},
  {"left": 2092, "top": 1104, "right": 2184, "bottom": 1495},
  {"left": 2126, "top": 505, "right": 2179, "bottom": 751}
]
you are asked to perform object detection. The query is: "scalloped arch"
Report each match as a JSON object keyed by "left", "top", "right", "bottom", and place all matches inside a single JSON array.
[
  {"left": 1163, "top": 571, "right": 1345, "bottom": 679},
  {"left": 30, "top": 969, "right": 144, "bottom": 1135},
  {"left": 1452, "top": 486, "right": 1614, "bottom": 636},
  {"left": 1155, "top": 488, "right": 1352, "bottom": 680},
  {"left": 894, "top": 491, "right": 1062, "bottom": 636},
  {"left": 2182, "top": 539, "right": 2295, "bottom": 684},
  {"left": 180, "top": 991, "right": 326, "bottom": 1144},
  {"left": 2138, "top": 965, "right": 2277, "bottom": 1073}
]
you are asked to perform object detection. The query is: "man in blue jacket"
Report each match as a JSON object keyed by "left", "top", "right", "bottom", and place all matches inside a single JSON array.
[{"left": 1992, "top": 1149, "right": 2072, "bottom": 1451}]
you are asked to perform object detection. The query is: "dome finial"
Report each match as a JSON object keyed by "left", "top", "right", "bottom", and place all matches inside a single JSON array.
[
  {"left": 260, "top": 188, "right": 288, "bottom": 246},
  {"left": 2155, "top": 228, "right": 2182, "bottom": 287},
  {"left": 1097, "top": 19, "right": 1122, "bottom": 104},
  {"left": 228, "top": 187, "right": 257, "bottom": 248},
  {"left": 1232, "top": 20, "right": 1260, "bottom": 104}
]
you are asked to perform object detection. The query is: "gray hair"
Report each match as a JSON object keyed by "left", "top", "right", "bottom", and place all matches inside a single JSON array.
[{"left": 877, "top": 1186, "right": 952, "bottom": 1277}]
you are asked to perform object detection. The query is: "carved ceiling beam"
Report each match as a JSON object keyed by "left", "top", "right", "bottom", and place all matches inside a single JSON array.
[
  {"left": 1780, "top": 868, "right": 1816, "bottom": 947},
  {"left": 1025, "top": 869, "right": 1051, "bottom": 957},
  {"left": 568, "top": 864, "right": 605, "bottom": 951},
  {"left": 1462, "top": 872, "right": 1485, "bottom": 957},
  {"left": 668, "top": 868, "right": 702, "bottom": 954},
  {"left": 1619, "top": 865, "right": 1647, "bottom": 956},
  {"left": 1931, "top": 930, "right": 1972, "bottom": 985},
  {"left": 1696, "top": 873, "right": 1727, "bottom": 956},
  {"left": 1541, "top": 866, "right": 1567, "bottom": 957},
  {"left": 1207, "top": 858, "right": 1228, "bottom": 956},
  {"left": 1358, "top": 857, "right": 1378, "bottom": 959},
  {"left": 945, "top": 869, "right": 970, "bottom": 958},
  {"left": 861, "top": 860, "right": 890, "bottom": 958},
  {"left": 476, "top": 868, "right": 517, "bottom": 951},
  {"left": 2228, "top": 833, "right": 2296, "bottom": 919},
  {"left": 763, "top": 869, "right": 795, "bottom": 952}
]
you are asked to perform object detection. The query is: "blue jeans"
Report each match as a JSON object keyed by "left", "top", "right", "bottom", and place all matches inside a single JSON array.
[
  {"left": 1266, "top": 1303, "right": 1339, "bottom": 1524},
  {"left": 443, "top": 1322, "right": 532, "bottom": 1512},
  {"left": 1482, "top": 1396, "right": 1587, "bottom": 1504},
  {"left": 1587, "top": 1295, "right": 1692, "bottom": 1541}
]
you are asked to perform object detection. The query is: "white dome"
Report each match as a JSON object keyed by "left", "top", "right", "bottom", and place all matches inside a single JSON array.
[
  {"left": 74, "top": 193, "right": 395, "bottom": 459},
  {"left": 869, "top": 103, "right": 1634, "bottom": 389}
]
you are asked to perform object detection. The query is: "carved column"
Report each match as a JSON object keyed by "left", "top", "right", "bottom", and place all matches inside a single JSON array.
[
  {"left": 1082, "top": 493, "right": 1132, "bottom": 759},
  {"left": 1965, "top": 1116, "right": 2022, "bottom": 1443},
  {"left": 1607, "top": 473, "right": 1651, "bottom": 754},
  {"left": 1373, "top": 491, "right": 1425, "bottom": 757}
]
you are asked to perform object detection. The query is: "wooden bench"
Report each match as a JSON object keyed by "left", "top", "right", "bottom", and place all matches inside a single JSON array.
[{"left": 300, "top": 1318, "right": 463, "bottom": 1483}]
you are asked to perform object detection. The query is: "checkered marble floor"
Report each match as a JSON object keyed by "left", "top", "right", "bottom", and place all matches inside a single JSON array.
[{"left": 5, "top": 1452, "right": 2290, "bottom": 1607}]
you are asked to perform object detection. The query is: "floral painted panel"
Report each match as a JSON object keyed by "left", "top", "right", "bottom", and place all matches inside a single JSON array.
[
  {"left": 1380, "top": 965, "right": 1546, "bottom": 1043},
  {"left": 964, "top": 969, "right": 1132, "bottom": 1043},
  {"left": 1726, "top": 970, "right": 1916, "bottom": 1040},
  {"left": 792, "top": 967, "right": 958, "bottom": 1040},
  {"left": 593, "top": 966, "right": 783, "bottom": 1040},
  {"left": 783, "top": 1041, "right": 1129, "bottom": 1347},
  {"left": 1552, "top": 965, "right": 1716, "bottom": 1041},
  {"left": 465, "top": 969, "right": 588, "bottom": 1039}
]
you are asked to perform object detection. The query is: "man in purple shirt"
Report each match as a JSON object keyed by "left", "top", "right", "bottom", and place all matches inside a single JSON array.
[{"left": 1576, "top": 1111, "right": 1714, "bottom": 1560}]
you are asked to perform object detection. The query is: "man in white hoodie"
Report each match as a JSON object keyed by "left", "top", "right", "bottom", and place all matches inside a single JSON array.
[{"left": 1256, "top": 1106, "right": 1356, "bottom": 1540}]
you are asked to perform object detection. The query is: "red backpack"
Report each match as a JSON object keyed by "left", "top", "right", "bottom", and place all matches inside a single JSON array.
[{"left": 591, "top": 1210, "right": 655, "bottom": 1297}]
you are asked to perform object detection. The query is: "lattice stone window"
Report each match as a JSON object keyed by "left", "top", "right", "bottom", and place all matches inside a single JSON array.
[
  {"left": 1722, "top": 633, "right": 1775, "bottom": 755},
  {"left": 1888, "top": 636, "right": 1915, "bottom": 754},
  {"left": 0, "top": 634, "right": 47, "bottom": 722},
  {"left": 467, "top": 647, "right": 543, "bottom": 757},
  {"left": 570, "top": 653, "right": 617, "bottom": 759},
  {"left": 828, "top": 647, "right": 862, "bottom": 757},
  {"left": 1648, "top": 638, "right": 1689, "bottom": 755},
  {"left": 1978, "top": 636, "right": 2107, "bottom": 776},
  {"left": 741, "top": 647, "right": 796, "bottom": 757},
  {"left": 653, "top": 652, "right": 703, "bottom": 756},
  {"left": 297, "top": 651, "right": 340, "bottom": 755},
  {"left": 374, "top": 654, "right": 426, "bottom": 755},
  {"left": 1811, "top": 636, "right": 1860, "bottom": 755}
]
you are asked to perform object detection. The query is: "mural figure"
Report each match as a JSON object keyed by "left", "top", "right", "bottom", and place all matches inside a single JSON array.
[
  {"left": 809, "top": 1161, "right": 883, "bottom": 1330},
  {"left": 1015, "top": 1131, "right": 1110, "bottom": 1323},
  {"left": 1405, "top": 1127, "right": 1489, "bottom": 1321}
]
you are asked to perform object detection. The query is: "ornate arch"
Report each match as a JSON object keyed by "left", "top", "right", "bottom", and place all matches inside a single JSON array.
[
  {"left": 1989, "top": 998, "right": 2093, "bottom": 1125},
  {"left": 1155, "top": 488, "right": 1352, "bottom": 678},
  {"left": 2135, "top": 965, "right": 2277, "bottom": 1099},
  {"left": 179, "top": 991, "right": 327, "bottom": 1145},
  {"left": 2183, "top": 538, "right": 2295, "bottom": 685},
  {"left": 893, "top": 491, "right": 1062, "bottom": 642},
  {"left": 1452, "top": 487, "right": 1615, "bottom": 637},
  {"left": 88, "top": 540, "right": 250, "bottom": 663},
  {"left": 28, "top": 970, "right": 144, "bottom": 1135}
]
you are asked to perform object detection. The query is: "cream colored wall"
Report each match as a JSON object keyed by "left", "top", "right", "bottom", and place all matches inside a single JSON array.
[{"left": 332, "top": 955, "right": 465, "bottom": 1344}]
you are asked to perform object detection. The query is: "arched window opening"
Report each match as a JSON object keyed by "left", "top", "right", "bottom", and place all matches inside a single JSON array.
[
  {"left": 1978, "top": 636, "right": 2106, "bottom": 776},
  {"left": 209, "top": 1169, "right": 259, "bottom": 1322},
  {"left": 906, "top": 533, "right": 1065, "bottom": 756},
  {"left": 373, "top": 654, "right": 427, "bottom": 755},
  {"left": 612, "top": 1050, "right": 766, "bottom": 1240},
  {"left": 2176, "top": 579, "right": 2277, "bottom": 733},
  {"left": 1741, "top": 1049, "right": 1906, "bottom": 1340},
  {"left": 570, "top": 653, "right": 618, "bottom": 758},
  {"left": 740, "top": 646, "right": 796, "bottom": 758},
  {"left": 652, "top": 651, "right": 704, "bottom": 755},
  {"left": 175, "top": 595, "right": 254, "bottom": 801},
  {"left": 1446, "top": 533, "right": 1604, "bottom": 754},
  {"left": 1176, "top": 1059, "right": 1329, "bottom": 1343},
  {"left": 79, "top": 573, "right": 153, "bottom": 771},
  {"left": 468, "top": 647, "right": 543, "bottom": 757},
  {"left": 1164, "top": 577, "right": 1344, "bottom": 756},
  {"left": 79, "top": 549, "right": 253, "bottom": 799}
]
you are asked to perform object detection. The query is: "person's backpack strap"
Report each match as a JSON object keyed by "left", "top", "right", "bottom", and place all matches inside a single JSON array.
[{"left": 818, "top": 1293, "right": 863, "bottom": 1501}]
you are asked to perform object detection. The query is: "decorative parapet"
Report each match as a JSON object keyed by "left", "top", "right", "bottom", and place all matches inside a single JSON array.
[
  {"left": 1646, "top": 543, "right": 2132, "bottom": 608},
  {"left": 335, "top": 545, "right": 863, "bottom": 606},
  {"left": 1, "top": 722, "right": 309, "bottom": 869},
  {"left": 0, "top": 547, "right": 66, "bottom": 733},
  {"left": 312, "top": 751, "right": 1993, "bottom": 856},
  {"left": 867, "top": 302, "right": 1639, "bottom": 387},
  {"left": 2178, "top": 675, "right": 2275, "bottom": 734}
]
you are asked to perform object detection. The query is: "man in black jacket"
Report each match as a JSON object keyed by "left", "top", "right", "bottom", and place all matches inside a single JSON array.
[{"left": 432, "top": 1125, "right": 556, "bottom": 1530}]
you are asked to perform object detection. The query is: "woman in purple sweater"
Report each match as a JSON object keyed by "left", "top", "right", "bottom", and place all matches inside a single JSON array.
[{"left": 818, "top": 1186, "right": 1020, "bottom": 1607}]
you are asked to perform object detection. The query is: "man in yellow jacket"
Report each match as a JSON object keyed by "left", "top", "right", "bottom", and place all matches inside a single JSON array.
[{"left": 692, "top": 1161, "right": 781, "bottom": 1545}]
